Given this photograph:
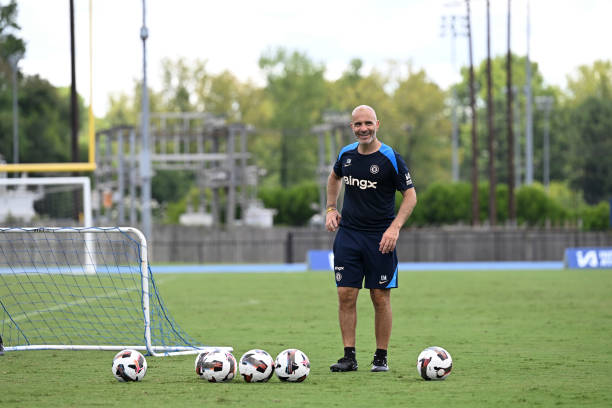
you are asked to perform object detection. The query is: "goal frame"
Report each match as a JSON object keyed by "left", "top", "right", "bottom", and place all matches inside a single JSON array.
[
  {"left": 0, "top": 226, "right": 231, "bottom": 356},
  {"left": 0, "top": 176, "right": 93, "bottom": 228}
]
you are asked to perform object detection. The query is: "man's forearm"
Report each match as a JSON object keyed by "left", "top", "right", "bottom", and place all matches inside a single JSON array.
[
  {"left": 390, "top": 188, "right": 417, "bottom": 230},
  {"left": 326, "top": 172, "right": 342, "bottom": 209}
]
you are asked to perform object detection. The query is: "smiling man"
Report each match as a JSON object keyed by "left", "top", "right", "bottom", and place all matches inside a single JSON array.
[{"left": 325, "top": 104, "right": 417, "bottom": 373}]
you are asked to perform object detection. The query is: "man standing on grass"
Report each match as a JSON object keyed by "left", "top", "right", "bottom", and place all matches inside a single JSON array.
[{"left": 325, "top": 104, "right": 417, "bottom": 372}]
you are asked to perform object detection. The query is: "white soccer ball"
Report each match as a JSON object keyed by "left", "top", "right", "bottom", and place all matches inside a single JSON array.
[
  {"left": 274, "top": 349, "right": 310, "bottom": 382},
  {"left": 111, "top": 349, "right": 147, "bottom": 382},
  {"left": 416, "top": 346, "right": 453, "bottom": 381},
  {"left": 195, "top": 350, "right": 237, "bottom": 382},
  {"left": 239, "top": 349, "right": 275, "bottom": 383}
]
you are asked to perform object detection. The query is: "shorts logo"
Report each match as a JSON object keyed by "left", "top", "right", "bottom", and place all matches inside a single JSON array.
[
  {"left": 335, "top": 272, "right": 342, "bottom": 282},
  {"left": 370, "top": 164, "right": 379, "bottom": 174},
  {"left": 378, "top": 275, "right": 388, "bottom": 285}
]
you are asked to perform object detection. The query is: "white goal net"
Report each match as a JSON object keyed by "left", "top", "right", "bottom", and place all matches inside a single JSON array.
[{"left": 0, "top": 227, "right": 230, "bottom": 356}]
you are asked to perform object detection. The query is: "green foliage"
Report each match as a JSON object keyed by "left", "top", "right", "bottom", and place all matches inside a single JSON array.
[
  {"left": 0, "top": 0, "right": 25, "bottom": 62},
  {"left": 0, "top": 75, "right": 84, "bottom": 164},
  {"left": 566, "top": 96, "right": 612, "bottom": 204},
  {"left": 515, "top": 183, "right": 572, "bottom": 227},
  {"left": 163, "top": 186, "right": 200, "bottom": 224},
  {"left": 258, "top": 181, "right": 319, "bottom": 226},
  {"left": 566, "top": 60, "right": 612, "bottom": 103},
  {"left": 259, "top": 48, "right": 327, "bottom": 187},
  {"left": 580, "top": 200, "right": 610, "bottom": 231},
  {"left": 152, "top": 170, "right": 195, "bottom": 208}
]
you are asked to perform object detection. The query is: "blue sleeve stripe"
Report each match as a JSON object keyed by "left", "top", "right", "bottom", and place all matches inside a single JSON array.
[
  {"left": 338, "top": 142, "right": 359, "bottom": 160},
  {"left": 379, "top": 143, "right": 399, "bottom": 173}
]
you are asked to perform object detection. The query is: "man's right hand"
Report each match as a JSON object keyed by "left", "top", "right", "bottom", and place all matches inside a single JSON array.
[{"left": 325, "top": 209, "right": 341, "bottom": 232}]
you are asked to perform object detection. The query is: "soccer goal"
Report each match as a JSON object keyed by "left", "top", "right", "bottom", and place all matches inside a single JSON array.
[{"left": 0, "top": 227, "right": 231, "bottom": 356}]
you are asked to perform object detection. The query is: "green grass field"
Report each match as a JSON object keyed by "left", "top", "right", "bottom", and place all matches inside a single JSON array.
[{"left": 2, "top": 268, "right": 612, "bottom": 407}]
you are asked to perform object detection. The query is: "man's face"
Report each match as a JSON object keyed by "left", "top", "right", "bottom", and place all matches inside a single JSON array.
[{"left": 351, "top": 108, "right": 379, "bottom": 146}]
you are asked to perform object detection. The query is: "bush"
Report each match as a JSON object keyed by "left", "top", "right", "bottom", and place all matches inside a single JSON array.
[
  {"left": 580, "top": 200, "right": 610, "bottom": 231},
  {"left": 516, "top": 183, "right": 574, "bottom": 227},
  {"left": 258, "top": 181, "right": 319, "bottom": 226}
]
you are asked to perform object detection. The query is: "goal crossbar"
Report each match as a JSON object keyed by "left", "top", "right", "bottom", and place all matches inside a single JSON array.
[{"left": 0, "top": 227, "right": 231, "bottom": 356}]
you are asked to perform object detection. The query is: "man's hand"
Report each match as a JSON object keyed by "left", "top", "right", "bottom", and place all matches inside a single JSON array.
[
  {"left": 379, "top": 225, "right": 400, "bottom": 254},
  {"left": 325, "top": 209, "right": 341, "bottom": 232}
]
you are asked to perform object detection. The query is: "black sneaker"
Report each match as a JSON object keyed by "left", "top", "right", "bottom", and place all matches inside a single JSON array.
[
  {"left": 370, "top": 355, "right": 388, "bottom": 372},
  {"left": 330, "top": 356, "right": 358, "bottom": 372}
]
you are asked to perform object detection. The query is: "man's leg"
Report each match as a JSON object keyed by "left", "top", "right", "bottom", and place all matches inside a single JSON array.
[
  {"left": 330, "top": 286, "right": 359, "bottom": 372},
  {"left": 338, "top": 286, "right": 359, "bottom": 347},
  {"left": 370, "top": 288, "right": 391, "bottom": 371}
]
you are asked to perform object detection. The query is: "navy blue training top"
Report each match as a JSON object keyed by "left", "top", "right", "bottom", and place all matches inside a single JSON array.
[{"left": 333, "top": 142, "right": 414, "bottom": 232}]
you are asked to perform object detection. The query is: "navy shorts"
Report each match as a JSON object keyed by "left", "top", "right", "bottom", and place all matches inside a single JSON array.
[{"left": 332, "top": 227, "right": 398, "bottom": 289}]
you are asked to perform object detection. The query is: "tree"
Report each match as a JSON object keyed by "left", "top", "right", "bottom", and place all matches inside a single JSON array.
[
  {"left": 392, "top": 69, "right": 451, "bottom": 188},
  {"left": 566, "top": 60, "right": 612, "bottom": 103},
  {"left": 0, "top": 0, "right": 25, "bottom": 64},
  {"left": 566, "top": 96, "right": 612, "bottom": 204},
  {"left": 259, "top": 48, "right": 327, "bottom": 187}
]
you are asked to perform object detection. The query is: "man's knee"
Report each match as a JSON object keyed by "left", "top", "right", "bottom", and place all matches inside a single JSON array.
[
  {"left": 337, "top": 287, "right": 359, "bottom": 308},
  {"left": 370, "top": 289, "right": 391, "bottom": 309}
]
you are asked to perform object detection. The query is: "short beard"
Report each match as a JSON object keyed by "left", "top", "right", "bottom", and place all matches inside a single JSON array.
[{"left": 356, "top": 131, "right": 376, "bottom": 145}]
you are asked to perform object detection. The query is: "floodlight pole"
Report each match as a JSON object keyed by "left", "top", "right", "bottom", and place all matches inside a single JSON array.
[{"left": 140, "top": 0, "right": 153, "bottom": 242}]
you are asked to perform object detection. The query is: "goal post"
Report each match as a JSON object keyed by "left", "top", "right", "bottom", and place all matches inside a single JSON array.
[
  {"left": 0, "top": 176, "right": 93, "bottom": 228},
  {"left": 0, "top": 227, "right": 231, "bottom": 356}
]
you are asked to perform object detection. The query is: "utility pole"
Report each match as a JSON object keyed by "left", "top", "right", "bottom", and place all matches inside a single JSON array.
[
  {"left": 513, "top": 86, "right": 522, "bottom": 190},
  {"left": 506, "top": 0, "right": 516, "bottom": 222},
  {"left": 140, "top": 0, "right": 153, "bottom": 241},
  {"left": 535, "top": 96, "right": 553, "bottom": 190},
  {"left": 525, "top": 0, "right": 534, "bottom": 184},
  {"left": 466, "top": 0, "right": 479, "bottom": 226},
  {"left": 8, "top": 52, "right": 22, "bottom": 164},
  {"left": 69, "top": 0, "right": 78, "bottom": 164},
  {"left": 486, "top": 0, "right": 496, "bottom": 226}
]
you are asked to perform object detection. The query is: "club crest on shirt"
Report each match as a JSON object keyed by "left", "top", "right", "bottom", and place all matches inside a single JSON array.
[
  {"left": 344, "top": 158, "right": 352, "bottom": 167},
  {"left": 370, "top": 165, "right": 379, "bottom": 174}
]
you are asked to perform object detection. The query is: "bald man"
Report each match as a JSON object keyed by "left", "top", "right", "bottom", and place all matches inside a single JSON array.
[{"left": 326, "top": 105, "right": 417, "bottom": 372}]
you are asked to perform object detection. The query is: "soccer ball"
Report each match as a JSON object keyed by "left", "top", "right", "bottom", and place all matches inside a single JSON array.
[
  {"left": 195, "top": 350, "right": 237, "bottom": 382},
  {"left": 274, "top": 349, "right": 310, "bottom": 382},
  {"left": 111, "top": 349, "right": 147, "bottom": 382},
  {"left": 239, "top": 349, "right": 275, "bottom": 382},
  {"left": 416, "top": 346, "right": 453, "bottom": 381}
]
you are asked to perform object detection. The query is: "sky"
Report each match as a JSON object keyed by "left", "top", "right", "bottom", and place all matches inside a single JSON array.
[{"left": 12, "top": 0, "right": 612, "bottom": 115}]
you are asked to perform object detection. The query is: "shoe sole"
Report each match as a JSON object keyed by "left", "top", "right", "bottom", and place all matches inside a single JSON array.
[
  {"left": 330, "top": 366, "right": 358, "bottom": 372},
  {"left": 371, "top": 366, "right": 389, "bottom": 372}
]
